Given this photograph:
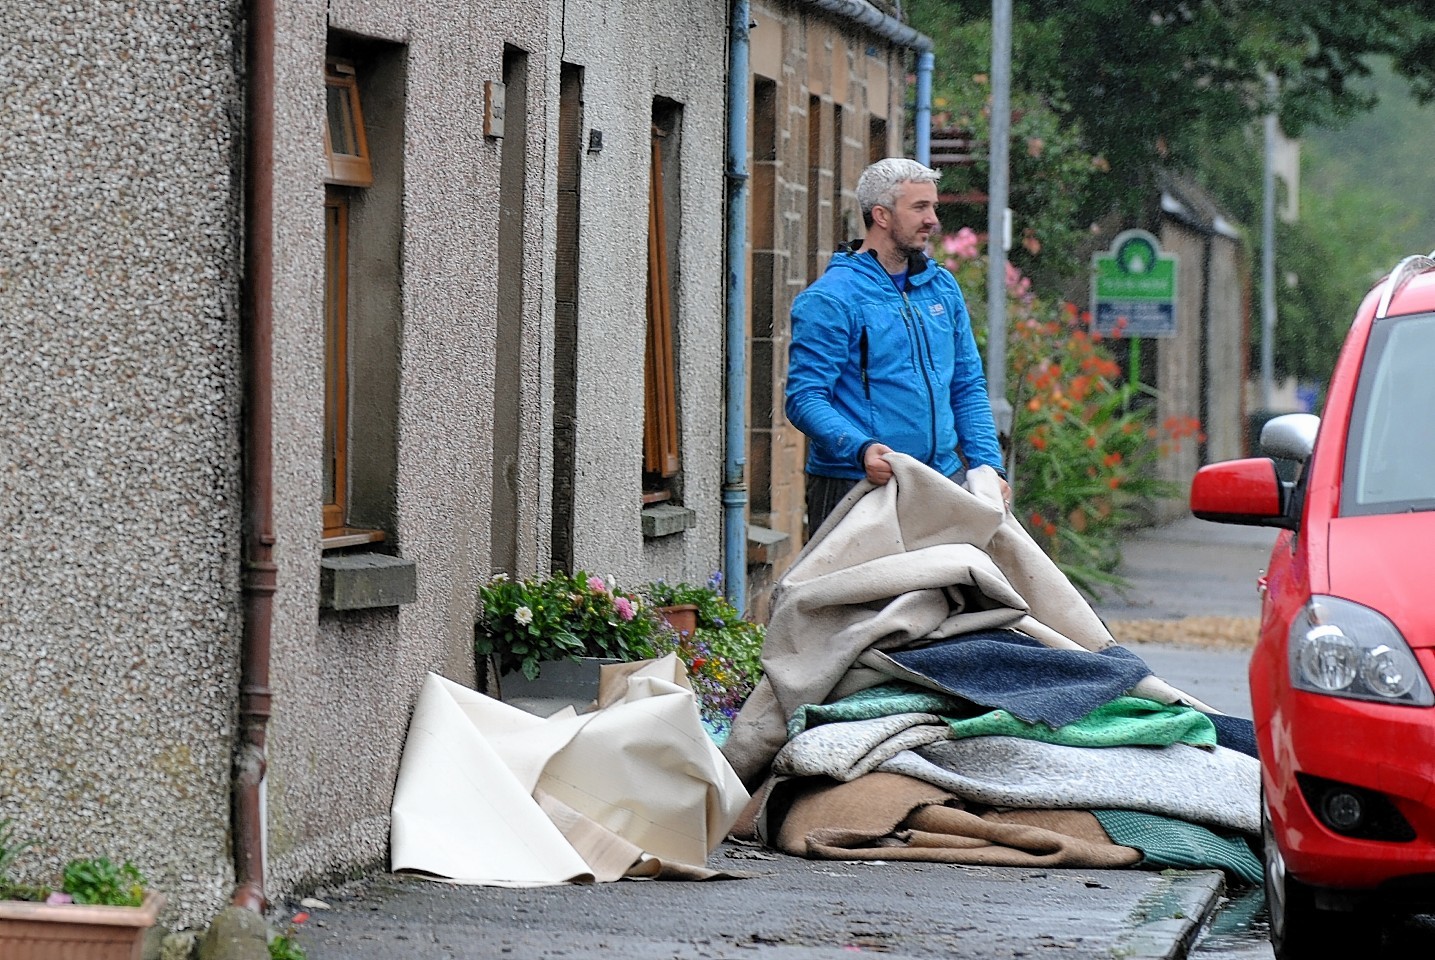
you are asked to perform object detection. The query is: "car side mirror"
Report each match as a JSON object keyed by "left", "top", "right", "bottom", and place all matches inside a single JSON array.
[
  {"left": 1190, "top": 457, "right": 1298, "bottom": 530},
  {"left": 1260, "top": 413, "right": 1319, "bottom": 463}
]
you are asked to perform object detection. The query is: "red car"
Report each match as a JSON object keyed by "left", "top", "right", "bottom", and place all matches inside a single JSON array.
[{"left": 1190, "top": 254, "right": 1435, "bottom": 959}]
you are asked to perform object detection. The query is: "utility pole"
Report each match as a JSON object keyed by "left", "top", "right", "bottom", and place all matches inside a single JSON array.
[
  {"left": 1260, "top": 73, "right": 1277, "bottom": 410},
  {"left": 986, "top": 0, "right": 1013, "bottom": 446}
]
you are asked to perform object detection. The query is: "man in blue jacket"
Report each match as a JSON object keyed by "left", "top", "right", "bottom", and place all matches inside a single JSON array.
[{"left": 785, "top": 157, "right": 1010, "bottom": 532}]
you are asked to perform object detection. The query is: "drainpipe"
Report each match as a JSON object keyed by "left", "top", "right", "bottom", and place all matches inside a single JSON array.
[
  {"left": 234, "top": 0, "right": 277, "bottom": 913},
  {"left": 914, "top": 50, "right": 934, "bottom": 165},
  {"left": 804, "top": 1, "right": 934, "bottom": 162},
  {"left": 723, "top": 0, "right": 751, "bottom": 616}
]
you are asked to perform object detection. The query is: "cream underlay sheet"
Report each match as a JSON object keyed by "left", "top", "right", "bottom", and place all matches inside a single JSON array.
[{"left": 390, "top": 655, "right": 750, "bottom": 886}]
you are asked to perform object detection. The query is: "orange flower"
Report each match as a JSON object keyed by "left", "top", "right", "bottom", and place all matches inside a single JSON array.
[
  {"left": 1108, "top": 477, "right": 1121, "bottom": 489},
  {"left": 1103, "top": 452, "right": 1122, "bottom": 467},
  {"left": 1084, "top": 435, "right": 1097, "bottom": 449}
]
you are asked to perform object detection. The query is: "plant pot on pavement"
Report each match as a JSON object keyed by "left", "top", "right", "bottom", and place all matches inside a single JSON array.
[
  {"left": 498, "top": 656, "right": 623, "bottom": 717},
  {"left": 656, "top": 603, "right": 699, "bottom": 637},
  {"left": 0, "top": 890, "right": 165, "bottom": 960}
]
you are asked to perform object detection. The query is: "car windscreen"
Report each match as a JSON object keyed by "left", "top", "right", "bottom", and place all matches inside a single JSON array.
[{"left": 1342, "top": 311, "right": 1435, "bottom": 516}]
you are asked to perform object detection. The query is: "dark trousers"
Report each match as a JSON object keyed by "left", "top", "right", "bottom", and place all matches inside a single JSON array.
[{"left": 805, "top": 473, "right": 859, "bottom": 537}]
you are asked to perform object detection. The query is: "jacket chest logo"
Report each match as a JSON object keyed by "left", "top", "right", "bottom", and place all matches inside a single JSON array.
[{"left": 928, "top": 303, "right": 945, "bottom": 317}]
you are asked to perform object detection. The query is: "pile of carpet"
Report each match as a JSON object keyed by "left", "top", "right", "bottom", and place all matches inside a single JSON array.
[{"left": 721, "top": 454, "right": 1262, "bottom": 885}]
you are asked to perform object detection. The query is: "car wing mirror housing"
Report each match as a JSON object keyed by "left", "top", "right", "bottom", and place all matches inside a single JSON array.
[
  {"left": 1260, "top": 413, "right": 1319, "bottom": 462},
  {"left": 1190, "top": 457, "right": 1298, "bottom": 530}
]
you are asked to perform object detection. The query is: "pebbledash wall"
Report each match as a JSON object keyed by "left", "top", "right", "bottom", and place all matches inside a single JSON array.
[
  {"left": 0, "top": 1, "right": 246, "bottom": 925},
  {"left": 1, "top": 0, "right": 728, "bottom": 929}
]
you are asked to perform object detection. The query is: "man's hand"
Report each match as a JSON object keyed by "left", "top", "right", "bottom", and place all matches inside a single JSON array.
[{"left": 863, "top": 442, "right": 895, "bottom": 484}]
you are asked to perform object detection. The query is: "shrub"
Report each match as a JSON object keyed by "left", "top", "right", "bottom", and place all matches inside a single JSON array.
[
  {"left": 475, "top": 571, "right": 667, "bottom": 681},
  {"left": 935, "top": 231, "right": 1183, "bottom": 594}
]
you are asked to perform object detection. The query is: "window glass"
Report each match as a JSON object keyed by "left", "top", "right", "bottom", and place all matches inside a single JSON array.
[{"left": 1344, "top": 312, "right": 1435, "bottom": 514}]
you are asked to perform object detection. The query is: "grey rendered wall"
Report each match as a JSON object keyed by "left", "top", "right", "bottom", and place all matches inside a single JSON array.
[
  {"left": 262, "top": 0, "right": 730, "bottom": 901},
  {"left": 0, "top": 1, "right": 244, "bottom": 925},
  {"left": 561, "top": 0, "right": 729, "bottom": 586},
  {"left": 261, "top": 0, "right": 556, "bottom": 898}
]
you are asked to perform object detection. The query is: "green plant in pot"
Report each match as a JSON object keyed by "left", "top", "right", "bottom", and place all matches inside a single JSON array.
[
  {"left": 636, "top": 572, "right": 766, "bottom": 739},
  {"left": 0, "top": 819, "right": 165, "bottom": 960},
  {"left": 475, "top": 570, "right": 669, "bottom": 681}
]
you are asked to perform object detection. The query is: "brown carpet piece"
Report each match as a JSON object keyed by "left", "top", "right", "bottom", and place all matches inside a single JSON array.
[{"left": 774, "top": 772, "right": 1141, "bottom": 868}]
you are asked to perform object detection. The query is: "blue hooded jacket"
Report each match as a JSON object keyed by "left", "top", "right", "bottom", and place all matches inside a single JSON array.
[{"left": 785, "top": 247, "right": 1003, "bottom": 481}]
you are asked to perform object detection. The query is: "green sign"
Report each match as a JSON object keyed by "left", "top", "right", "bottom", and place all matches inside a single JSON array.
[{"left": 1091, "top": 229, "right": 1178, "bottom": 337}]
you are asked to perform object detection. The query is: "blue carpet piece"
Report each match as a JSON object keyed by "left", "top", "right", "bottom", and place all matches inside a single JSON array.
[
  {"left": 883, "top": 629, "right": 1152, "bottom": 728},
  {"left": 1204, "top": 712, "right": 1258, "bottom": 758}
]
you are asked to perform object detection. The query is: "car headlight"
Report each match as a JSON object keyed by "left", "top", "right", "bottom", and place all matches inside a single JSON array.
[{"left": 1289, "top": 596, "right": 1434, "bottom": 706}]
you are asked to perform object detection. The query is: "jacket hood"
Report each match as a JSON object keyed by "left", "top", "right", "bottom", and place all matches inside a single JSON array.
[{"left": 827, "top": 243, "right": 937, "bottom": 287}]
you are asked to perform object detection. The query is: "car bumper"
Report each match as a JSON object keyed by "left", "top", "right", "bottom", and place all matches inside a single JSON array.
[{"left": 1263, "top": 663, "right": 1435, "bottom": 890}]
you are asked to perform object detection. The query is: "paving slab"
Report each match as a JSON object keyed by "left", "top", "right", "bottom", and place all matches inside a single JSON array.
[{"left": 289, "top": 844, "right": 1224, "bottom": 960}]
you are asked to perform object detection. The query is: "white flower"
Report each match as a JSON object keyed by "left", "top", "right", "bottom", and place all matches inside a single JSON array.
[{"left": 514, "top": 606, "right": 533, "bottom": 625}]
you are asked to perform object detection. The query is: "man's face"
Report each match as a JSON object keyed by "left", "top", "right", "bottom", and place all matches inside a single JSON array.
[{"left": 880, "top": 180, "right": 940, "bottom": 255}]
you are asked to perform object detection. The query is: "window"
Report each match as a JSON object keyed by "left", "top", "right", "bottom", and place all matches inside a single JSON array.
[
  {"left": 1343, "top": 313, "right": 1435, "bottom": 515},
  {"left": 323, "top": 193, "right": 351, "bottom": 536},
  {"left": 644, "top": 100, "right": 682, "bottom": 499},
  {"left": 320, "top": 47, "right": 402, "bottom": 548},
  {"left": 324, "top": 59, "right": 373, "bottom": 188}
]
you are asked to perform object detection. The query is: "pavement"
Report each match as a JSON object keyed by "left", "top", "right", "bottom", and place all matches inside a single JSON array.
[{"left": 280, "top": 517, "right": 1277, "bottom": 960}]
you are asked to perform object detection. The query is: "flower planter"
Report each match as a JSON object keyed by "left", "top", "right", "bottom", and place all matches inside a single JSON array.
[
  {"left": 499, "top": 657, "right": 622, "bottom": 716},
  {"left": 0, "top": 891, "right": 165, "bottom": 960},
  {"left": 656, "top": 603, "right": 699, "bottom": 637}
]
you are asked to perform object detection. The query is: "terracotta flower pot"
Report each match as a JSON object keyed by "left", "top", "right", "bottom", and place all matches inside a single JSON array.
[
  {"left": 0, "top": 891, "right": 165, "bottom": 960},
  {"left": 656, "top": 603, "right": 699, "bottom": 637}
]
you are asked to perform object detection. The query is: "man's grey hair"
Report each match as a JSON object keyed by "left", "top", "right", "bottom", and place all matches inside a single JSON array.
[{"left": 857, "top": 157, "right": 941, "bottom": 227}]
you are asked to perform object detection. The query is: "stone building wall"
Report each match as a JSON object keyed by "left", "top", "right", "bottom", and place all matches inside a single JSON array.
[{"left": 745, "top": 0, "right": 911, "bottom": 616}]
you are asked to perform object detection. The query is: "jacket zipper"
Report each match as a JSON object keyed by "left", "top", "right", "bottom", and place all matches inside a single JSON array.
[{"left": 898, "top": 288, "right": 938, "bottom": 464}]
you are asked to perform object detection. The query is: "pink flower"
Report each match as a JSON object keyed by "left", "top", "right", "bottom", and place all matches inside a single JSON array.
[
  {"left": 614, "top": 596, "right": 635, "bottom": 621},
  {"left": 586, "top": 576, "right": 607, "bottom": 593},
  {"left": 943, "top": 226, "right": 981, "bottom": 260}
]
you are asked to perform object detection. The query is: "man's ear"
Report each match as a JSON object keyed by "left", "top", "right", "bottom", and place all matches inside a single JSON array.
[{"left": 870, "top": 205, "right": 890, "bottom": 230}]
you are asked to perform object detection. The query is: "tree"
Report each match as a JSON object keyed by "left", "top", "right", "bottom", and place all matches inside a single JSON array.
[{"left": 909, "top": 0, "right": 1435, "bottom": 220}]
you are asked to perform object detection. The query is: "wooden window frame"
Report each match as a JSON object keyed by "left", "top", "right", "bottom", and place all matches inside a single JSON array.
[
  {"left": 643, "top": 123, "right": 680, "bottom": 490},
  {"left": 324, "top": 59, "right": 373, "bottom": 188},
  {"left": 323, "top": 190, "right": 350, "bottom": 536}
]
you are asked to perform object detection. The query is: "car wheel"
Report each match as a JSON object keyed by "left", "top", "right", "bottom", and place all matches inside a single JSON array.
[{"left": 1264, "top": 794, "right": 1363, "bottom": 959}]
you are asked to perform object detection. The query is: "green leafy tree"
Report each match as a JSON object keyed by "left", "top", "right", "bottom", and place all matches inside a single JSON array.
[{"left": 908, "top": 0, "right": 1435, "bottom": 226}]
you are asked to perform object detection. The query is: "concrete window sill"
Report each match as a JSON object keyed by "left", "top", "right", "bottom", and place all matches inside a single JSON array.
[
  {"left": 641, "top": 503, "right": 696, "bottom": 539},
  {"left": 320, "top": 552, "right": 418, "bottom": 610}
]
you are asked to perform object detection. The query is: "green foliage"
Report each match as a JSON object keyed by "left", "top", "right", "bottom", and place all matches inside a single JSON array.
[
  {"left": 270, "top": 931, "right": 308, "bottom": 960},
  {"left": 906, "top": 6, "right": 1102, "bottom": 278},
  {"left": 61, "top": 857, "right": 146, "bottom": 907},
  {"left": 475, "top": 571, "right": 667, "bottom": 680},
  {"left": 937, "top": 236, "right": 1178, "bottom": 595},
  {"left": 1189, "top": 104, "right": 1412, "bottom": 390},
  {"left": 636, "top": 574, "right": 766, "bottom": 724},
  {"left": 908, "top": 0, "right": 1435, "bottom": 241}
]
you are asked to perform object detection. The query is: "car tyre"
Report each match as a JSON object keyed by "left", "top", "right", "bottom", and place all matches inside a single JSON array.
[{"left": 1263, "top": 794, "right": 1364, "bottom": 959}]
